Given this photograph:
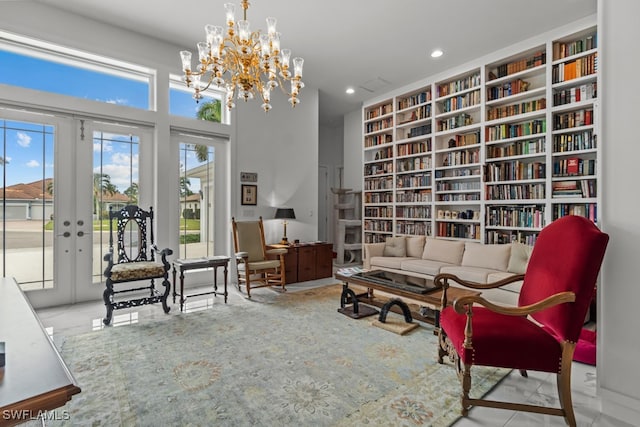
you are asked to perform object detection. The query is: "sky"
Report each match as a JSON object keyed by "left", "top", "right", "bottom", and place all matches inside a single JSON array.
[{"left": 0, "top": 49, "right": 213, "bottom": 192}]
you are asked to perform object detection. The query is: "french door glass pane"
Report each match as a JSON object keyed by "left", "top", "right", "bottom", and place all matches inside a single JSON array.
[
  {"left": 92, "top": 131, "right": 139, "bottom": 284},
  {"left": 179, "top": 143, "right": 215, "bottom": 258},
  {"left": 0, "top": 119, "right": 54, "bottom": 290}
]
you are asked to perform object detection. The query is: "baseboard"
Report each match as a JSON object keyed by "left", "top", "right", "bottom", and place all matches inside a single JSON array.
[{"left": 600, "top": 387, "right": 640, "bottom": 425}]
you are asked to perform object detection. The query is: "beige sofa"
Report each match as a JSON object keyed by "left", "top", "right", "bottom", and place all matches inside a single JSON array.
[{"left": 363, "top": 236, "right": 533, "bottom": 305}]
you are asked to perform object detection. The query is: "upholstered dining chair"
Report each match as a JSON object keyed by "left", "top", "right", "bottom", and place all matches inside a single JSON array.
[
  {"left": 231, "top": 217, "right": 287, "bottom": 298},
  {"left": 435, "top": 215, "right": 608, "bottom": 427},
  {"left": 103, "top": 205, "right": 173, "bottom": 325}
]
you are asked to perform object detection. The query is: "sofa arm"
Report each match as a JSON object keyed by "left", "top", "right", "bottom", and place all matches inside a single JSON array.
[{"left": 362, "top": 242, "right": 385, "bottom": 269}]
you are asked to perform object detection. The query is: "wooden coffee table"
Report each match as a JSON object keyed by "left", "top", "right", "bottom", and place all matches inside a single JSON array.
[{"left": 335, "top": 270, "right": 481, "bottom": 330}]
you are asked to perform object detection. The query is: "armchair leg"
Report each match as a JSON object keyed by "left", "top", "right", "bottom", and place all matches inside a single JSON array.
[
  {"left": 161, "top": 277, "right": 171, "bottom": 314},
  {"left": 103, "top": 280, "right": 114, "bottom": 326},
  {"left": 558, "top": 343, "right": 577, "bottom": 427},
  {"left": 245, "top": 268, "right": 252, "bottom": 298},
  {"left": 460, "top": 362, "right": 472, "bottom": 416}
]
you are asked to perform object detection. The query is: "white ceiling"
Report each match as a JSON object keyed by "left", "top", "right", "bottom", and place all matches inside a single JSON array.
[{"left": 35, "top": 0, "right": 597, "bottom": 127}]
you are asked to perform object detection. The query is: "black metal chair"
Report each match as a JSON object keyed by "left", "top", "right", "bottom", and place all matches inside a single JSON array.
[{"left": 102, "top": 205, "right": 173, "bottom": 325}]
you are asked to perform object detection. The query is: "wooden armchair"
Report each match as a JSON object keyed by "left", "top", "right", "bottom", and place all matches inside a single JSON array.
[
  {"left": 435, "top": 215, "right": 608, "bottom": 427},
  {"left": 102, "top": 205, "right": 173, "bottom": 325},
  {"left": 231, "top": 217, "right": 287, "bottom": 298}
]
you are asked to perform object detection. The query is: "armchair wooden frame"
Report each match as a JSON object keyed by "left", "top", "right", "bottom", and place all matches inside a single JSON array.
[{"left": 231, "top": 217, "right": 287, "bottom": 298}]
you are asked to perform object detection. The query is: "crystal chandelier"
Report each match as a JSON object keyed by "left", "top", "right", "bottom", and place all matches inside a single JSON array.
[{"left": 179, "top": 1, "right": 304, "bottom": 112}]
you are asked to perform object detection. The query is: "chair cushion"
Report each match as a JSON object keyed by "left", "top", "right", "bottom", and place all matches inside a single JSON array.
[
  {"left": 239, "top": 260, "right": 281, "bottom": 271},
  {"left": 400, "top": 259, "right": 453, "bottom": 277},
  {"left": 370, "top": 256, "right": 416, "bottom": 270},
  {"left": 441, "top": 306, "right": 563, "bottom": 373},
  {"left": 383, "top": 236, "right": 406, "bottom": 257},
  {"left": 406, "top": 236, "right": 426, "bottom": 258},
  {"left": 439, "top": 266, "right": 502, "bottom": 284},
  {"left": 111, "top": 261, "right": 166, "bottom": 281}
]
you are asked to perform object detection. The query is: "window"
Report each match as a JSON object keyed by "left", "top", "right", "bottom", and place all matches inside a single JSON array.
[
  {"left": 0, "top": 32, "right": 152, "bottom": 110},
  {"left": 169, "top": 75, "right": 227, "bottom": 123}
]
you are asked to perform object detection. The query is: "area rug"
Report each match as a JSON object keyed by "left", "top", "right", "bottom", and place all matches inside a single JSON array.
[{"left": 53, "top": 285, "right": 509, "bottom": 426}]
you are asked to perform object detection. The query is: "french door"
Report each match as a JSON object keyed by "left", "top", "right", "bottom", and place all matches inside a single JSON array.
[{"left": 0, "top": 108, "right": 151, "bottom": 308}]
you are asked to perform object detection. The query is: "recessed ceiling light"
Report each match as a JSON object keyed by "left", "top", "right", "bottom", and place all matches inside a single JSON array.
[
  {"left": 346, "top": 87, "right": 355, "bottom": 95},
  {"left": 431, "top": 49, "right": 444, "bottom": 58}
]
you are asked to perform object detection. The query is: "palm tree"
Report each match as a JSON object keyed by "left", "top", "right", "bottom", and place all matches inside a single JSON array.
[
  {"left": 124, "top": 183, "right": 138, "bottom": 204},
  {"left": 180, "top": 176, "right": 193, "bottom": 198},
  {"left": 194, "top": 99, "right": 221, "bottom": 162},
  {"left": 93, "top": 173, "right": 117, "bottom": 219}
]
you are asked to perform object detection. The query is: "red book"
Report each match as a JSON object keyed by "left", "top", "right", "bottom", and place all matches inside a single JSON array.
[{"left": 567, "top": 158, "right": 580, "bottom": 175}]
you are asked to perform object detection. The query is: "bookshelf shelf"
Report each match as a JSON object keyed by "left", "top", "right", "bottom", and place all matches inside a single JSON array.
[{"left": 361, "top": 24, "right": 599, "bottom": 246}]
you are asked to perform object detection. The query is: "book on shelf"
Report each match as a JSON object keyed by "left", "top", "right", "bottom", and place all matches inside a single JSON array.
[{"left": 566, "top": 157, "right": 580, "bottom": 175}]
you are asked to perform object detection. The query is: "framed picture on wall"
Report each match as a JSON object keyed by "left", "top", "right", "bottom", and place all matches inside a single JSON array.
[{"left": 241, "top": 184, "right": 257, "bottom": 205}]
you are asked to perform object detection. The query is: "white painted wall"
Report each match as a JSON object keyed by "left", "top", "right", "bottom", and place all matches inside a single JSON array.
[
  {"left": 232, "top": 88, "right": 320, "bottom": 246},
  {"left": 319, "top": 123, "right": 345, "bottom": 245},
  {"left": 343, "top": 108, "right": 363, "bottom": 192},
  {"left": 598, "top": 0, "right": 640, "bottom": 423}
]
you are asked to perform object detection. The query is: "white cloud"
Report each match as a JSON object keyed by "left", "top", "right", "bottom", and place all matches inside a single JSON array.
[
  {"left": 94, "top": 152, "right": 139, "bottom": 192},
  {"left": 26, "top": 159, "right": 40, "bottom": 167},
  {"left": 17, "top": 132, "right": 31, "bottom": 147},
  {"left": 94, "top": 140, "right": 113, "bottom": 152}
]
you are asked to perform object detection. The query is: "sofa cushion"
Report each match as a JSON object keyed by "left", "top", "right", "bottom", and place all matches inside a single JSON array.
[
  {"left": 370, "top": 256, "right": 416, "bottom": 270},
  {"left": 440, "top": 266, "right": 503, "bottom": 284},
  {"left": 422, "top": 238, "right": 465, "bottom": 265},
  {"left": 462, "top": 242, "right": 511, "bottom": 271},
  {"left": 383, "top": 236, "right": 406, "bottom": 257},
  {"left": 508, "top": 242, "right": 534, "bottom": 274},
  {"left": 401, "top": 259, "right": 454, "bottom": 277},
  {"left": 487, "top": 272, "right": 524, "bottom": 294},
  {"left": 406, "top": 236, "right": 426, "bottom": 258}
]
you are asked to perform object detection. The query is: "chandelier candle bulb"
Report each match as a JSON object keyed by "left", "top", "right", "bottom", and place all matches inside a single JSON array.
[{"left": 180, "top": 0, "right": 304, "bottom": 111}]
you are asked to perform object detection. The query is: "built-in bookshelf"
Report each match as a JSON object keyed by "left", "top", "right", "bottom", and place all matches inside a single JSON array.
[{"left": 362, "top": 24, "right": 599, "bottom": 246}]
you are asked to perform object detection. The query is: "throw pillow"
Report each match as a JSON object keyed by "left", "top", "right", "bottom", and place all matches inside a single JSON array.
[
  {"left": 507, "top": 242, "right": 534, "bottom": 274},
  {"left": 383, "top": 236, "right": 406, "bottom": 257}
]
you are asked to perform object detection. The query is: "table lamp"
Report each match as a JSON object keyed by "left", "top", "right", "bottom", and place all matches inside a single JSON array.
[{"left": 275, "top": 208, "right": 296, "bottom": 245}]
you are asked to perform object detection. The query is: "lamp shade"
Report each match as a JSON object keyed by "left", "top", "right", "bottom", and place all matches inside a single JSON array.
[{"left": 275, "top": 208, "right": 296, "bottom": 219}]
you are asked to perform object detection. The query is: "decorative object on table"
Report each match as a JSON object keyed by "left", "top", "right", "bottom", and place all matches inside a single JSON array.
[
  {"left": 56, "top": 284, "right": 509, "bottom": 426},
  {"left": 102, "top": 205, "right": 173, "bottom": 325},
  {"left": 231, "top": 216, "right": 287, "bottom": 298},
  {"left": 274, "top": 207, "right": 295, "bottom": 245},
  {"left": 436, "top": 215, "right": 609, "bottom": 427},
  {"left": 179, "top": 0, "right": 304, "bottom": 112},
  {"left": 241, "top": 184, "right": 257, "bottom": 205},
  {"left": 371, "top": 298, "right": 420, "bottom": 335}
]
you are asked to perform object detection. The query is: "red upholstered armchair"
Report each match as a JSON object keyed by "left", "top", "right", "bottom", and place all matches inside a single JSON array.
[{"left": 435, "top": 215, "right": 608, "bottom": 427}]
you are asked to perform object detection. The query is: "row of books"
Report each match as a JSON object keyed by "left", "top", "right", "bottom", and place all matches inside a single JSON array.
[
  {"left": 365, "top": 117, "right": 393, "bottom": 134},
  {"left": 397, "top": 141, "right": 430, "bottom": 156},
  {"left": 372, "top": 146, "right": 393, "bottom": 160},
  {"left": 396, "top": 206, "right": 431, "bottom": 218},
  {"left": 485, "top": 119, "right": 546, "bottom": 142},
  {"left": 396, "top": 189, "right": 432, "bottom": 203},
  {"left": 484, "top": 161, "right": 545, "bottom": 182},
  {"left": 398, "top": 105, "right": 431, "bottom": 125},
  {"left": 552, "top": 158, "right": 596, "bottom": 177},
  {"left": 396, "top": 174, "right": 431, "bottom": 188},
  {"left": 553, "top": 82, "right": 597, "bottom": 106},
  {"left": 364, "top": 207, "right": 393, "bottom": 218},
  {"left": 437, "top": 193, "right": 481, "bottom": 202},
  {"left": 486, "top": 78, "right": 532, "bottom": 101},
  {"left": 436, "top": 72, "right": 481, "bottom": 98},
  {"left": 552, "top": 130, "right": 596, "bottom": 152},
  {"left": 364, "top": 161, "right": 393, "bottom": 176},
  {"left": 486, "top": 98, "right": 546, "bottom": 121},
  {"left": 364, "top": 192, "right": 393, "bottom": 204},
  {"left": 407, "top": 123, "right": 432, "bottom": 138},
  {"left": 552, "top": 53, "right": 597, "bottom": 83},
  {"left": 396, "top": 156, "right": 432, "bottom": 173},
  {"left": 437, "top": 113, "right": 473, "bottom": 132},
  {"left": 397, "top": 91, "right": 431, "bottom": 111},
  {"left": 486, "top": 205, "right": 545, "bottom": 228},
  {"left": 437, "top": 222, "right": 480, "bottom": 240},
  {"left": 485, "top": 230, "right": 538, "bottom": 246},
  {"left": 364, "top": 133, "right": 393, "bottom": 148},
  {"left": 365, "top": 103, "right": 393, "bottom": 120},
  {"left": 488, "top": 51, "right": 546, "bottom": 79},
  {"left": 440, "top": 149, "right": 480, "bottom": 167},
  {"left": 553, "top": 109, "right": 593, "bottom": 130},
  {"left": 485, "top": 183, "right": 545, "bottom": 200},
  {"left": 551, "top": 179, "right": 596, "bottom": 198},
  {"left": 438, "top": 90, "right": 481, "bottom": 114},
  {"left": 364, "top": 176, "right": 393, "bottom": 190},
  {"left": 552, "top": 34, "right": 597, "bottom": 60},
  {"left": 552, "top": 203, "right": 597, "bottom": 223},
  {"left": 436, "top": 181, "right": 481, "bottom": 191},
  {"left": 364, "top": 219, "right": 393, "bottom": 232},
  {"left": 396, "top": 222, "right": 431, "bottom": 236},
  {"left": 486, "top": 137, "right": 545, "bottom": 159}
]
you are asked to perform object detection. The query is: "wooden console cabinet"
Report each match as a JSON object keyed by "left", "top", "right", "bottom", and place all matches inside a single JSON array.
[{"left": 272, "top": 242, "right": 333, "bottom": 284}]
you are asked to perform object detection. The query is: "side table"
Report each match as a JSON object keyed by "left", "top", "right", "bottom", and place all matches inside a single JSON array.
[{"left": 172, "top": 256, "right": 230, "bottom": 311}]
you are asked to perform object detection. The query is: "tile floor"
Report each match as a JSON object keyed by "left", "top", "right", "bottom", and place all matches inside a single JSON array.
[{"left": 35, "top": 278, "right": 630, "bottom": 427}]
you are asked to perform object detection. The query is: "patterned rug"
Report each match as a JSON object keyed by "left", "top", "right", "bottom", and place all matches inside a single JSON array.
[{"left": 52, "top": 285, "right": 509, "bottom": 426}]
